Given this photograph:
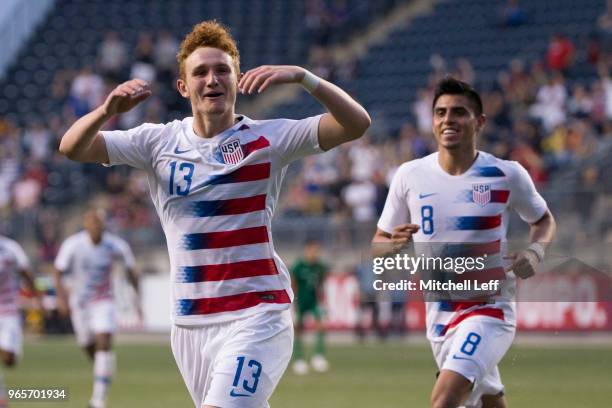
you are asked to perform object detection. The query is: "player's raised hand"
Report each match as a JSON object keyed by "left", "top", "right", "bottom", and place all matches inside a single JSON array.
[
  {"left": 102, "top": 79, "right": 151, "bottom": 116},
  {"left": 238, "top": 65, "right": 306, "bottom": 94},
  {"left": 504, "top": 250, "right": 539, "bottom": 279},
  {"left": 391, "top": 224, "right": 420, "bottom": 252}
]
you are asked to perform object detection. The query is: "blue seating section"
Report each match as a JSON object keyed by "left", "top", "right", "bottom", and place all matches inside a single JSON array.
[{"left": 272, "top": 0, "right": 605, "bottom": 132}]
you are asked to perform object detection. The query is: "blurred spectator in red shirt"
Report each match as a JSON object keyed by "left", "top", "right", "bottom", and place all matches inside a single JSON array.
[{"left": 546, "top": 33, "right": 575, "bottom": 72}]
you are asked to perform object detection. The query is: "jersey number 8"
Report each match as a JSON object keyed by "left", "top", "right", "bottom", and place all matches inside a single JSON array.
[{"left": 421, "top": 205, "right": 434, "bottom": 235}]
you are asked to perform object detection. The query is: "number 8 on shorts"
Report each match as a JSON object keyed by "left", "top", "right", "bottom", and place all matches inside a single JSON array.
[{"left": 460, "top": 332, "right": 482, "bottom": 356}]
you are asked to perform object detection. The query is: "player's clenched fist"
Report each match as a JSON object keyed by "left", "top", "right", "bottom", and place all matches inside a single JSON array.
[
  {"left": 391, "top": 224, "right": 420, "bottom": 252},
  {"left": 102, "top": 79, "right": 152, "bottom": 116},
  {"left": 238, "top": 65, "right": 306, "bottom": 94},
  {"left": 504, "top": 250, "right": 539, "bottom": 279}
]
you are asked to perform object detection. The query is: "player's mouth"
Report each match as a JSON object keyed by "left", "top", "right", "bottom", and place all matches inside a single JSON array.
[
  {"left": 442, "top": 128, "right": 459, "bottom": 136},
  {"left": 203, "top": 92, "right": 224, "bottom": 99}
]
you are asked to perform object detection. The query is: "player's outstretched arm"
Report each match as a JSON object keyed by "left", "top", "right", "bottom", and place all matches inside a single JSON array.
[
  {"left": 239, "top": 65, "right": 371, "bottom": 150},
  {"left": 59, "top": 79, "right": 151, "bottom": 163},
  {"left": 505, "top": 209, "right": 556, "bottom": 279}
]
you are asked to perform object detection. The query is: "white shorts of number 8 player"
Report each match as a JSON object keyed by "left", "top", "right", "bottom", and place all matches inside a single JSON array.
[
  {"left": 431, "top": 317, "right": 515, "bottom": 408},
  {"left": 171, "top": 310, "right": 293, "bottom": 408}
]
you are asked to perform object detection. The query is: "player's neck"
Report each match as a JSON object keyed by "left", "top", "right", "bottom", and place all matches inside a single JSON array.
[
  {"left": 192, "top": 111, "right": 236, "bottom": 138},
  {"left": 437, "top": 147, "right": 478, "bottom": 176}
]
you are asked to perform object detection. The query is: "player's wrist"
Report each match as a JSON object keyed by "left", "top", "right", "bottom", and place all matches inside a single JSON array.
[
  {"left": 526, "top": 242, "right": 545, "bottom": 263},
  {"left": 300, "top": 70, "right": 321, "bottom": 93}
]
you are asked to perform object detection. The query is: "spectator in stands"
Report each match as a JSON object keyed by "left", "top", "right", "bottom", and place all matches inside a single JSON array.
[
  {"left": 98, "top": 31, "right": 127, "bottom": 82},
  {"left": 154, "top": 31, "right": 180, "bottom": 87},
  {"left": 530, "top": 72, "right": 567, "bottom": 131},
  {"left": 23, "top": 121, "right": 53, "bottom": 163},
  {"left": 499, "top": 0, "right": 526, "bottom": 27},
  {"left": 68, "top": 66, "right": 105, "bottom": 118},
  {"left": 546, "top": 32, "right": 575, "bottom": 73}
]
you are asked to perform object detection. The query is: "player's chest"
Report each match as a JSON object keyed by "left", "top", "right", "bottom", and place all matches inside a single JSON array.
[
  {"left": 407, "top": 176, "right": 510, "bottom": 217},
  {"left": 153, "top": 139, "right": 272, "bottom": 199}
]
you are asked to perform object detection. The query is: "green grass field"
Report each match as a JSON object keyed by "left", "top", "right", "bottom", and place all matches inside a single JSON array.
[{"left": 6, "top": 337, "right": 612, "bottom": 407}]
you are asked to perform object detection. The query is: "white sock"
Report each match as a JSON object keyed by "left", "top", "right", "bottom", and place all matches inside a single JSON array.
[{"left": 92, "top": 351, "right": 115, "bottom": 404}]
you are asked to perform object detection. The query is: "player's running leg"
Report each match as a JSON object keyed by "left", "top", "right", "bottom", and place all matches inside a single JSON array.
[
  {"left": 292, "top": 309, "right": 308, "bottom": 375},
  {"left": 430, "top": 317, "right": 514, "bottom": 408},
  {"left": 481, "top": 392, "right": 507, "bottom": 408},
  {"left": 88, "top": 333, "right": 115, "bottom": 408},
  {"left": 310, "top": 306, "right": 328, "bottom": 372}
]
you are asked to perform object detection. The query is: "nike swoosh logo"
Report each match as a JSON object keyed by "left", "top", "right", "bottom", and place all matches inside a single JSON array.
[
  {"left": 419, "top": 193, "right": 437, "bottom": 199},
  {"left": 452, "top": 354, "right": 473, "bottom": 361},
  {"left": 174, "top": 147, "right": 192, "bottom": 154},
  {"left": 229, "top": 390, "right": 251, "bottom": 397}
]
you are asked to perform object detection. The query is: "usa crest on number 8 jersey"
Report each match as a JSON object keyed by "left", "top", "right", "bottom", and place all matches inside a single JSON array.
[
  {"left": 472, "top": 183, "right": 491, "bottom": 206},
  {"left": 220, "top": 139, "right": 244, "bottom": 164}
]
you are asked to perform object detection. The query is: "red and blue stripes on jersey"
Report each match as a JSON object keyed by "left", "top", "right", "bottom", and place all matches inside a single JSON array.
[
  {"left": 176, "top": 258, "right": 279, "bottom": 283},
  {"left": 175, "top": 289, "right": 290, "bottom": 316},
  {"left": 471, "top": 166, "right": 505, "bottom": 177},
  {"left": 180, "top": 226, "right": 269, "bottom": 250},
  {"left": 457, "top": 189, "right": 510, "bottom": 204},
  {"left": 448, "top": 214, "right": 502, "bottom": 230},
  {"left": 433, "top": 307, "right": 505, "bottom": 337},
  {"left": 207, "top": 163, "right": 271, "bottom": 185},
  {"left": 185, "top": 194, "right": 267, "bottom": 217}
]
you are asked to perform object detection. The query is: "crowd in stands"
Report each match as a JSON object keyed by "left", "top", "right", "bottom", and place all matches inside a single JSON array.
[{"left": 0, "top": 1, "right": 611, "bottom": 275}]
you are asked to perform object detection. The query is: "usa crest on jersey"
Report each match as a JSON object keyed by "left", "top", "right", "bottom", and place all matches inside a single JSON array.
[
  {"left": 220, "top": 139, "right": 244, "bottom": 164},
  {"left": 472, "top": 183, "right": 491, "bottom": 206}
]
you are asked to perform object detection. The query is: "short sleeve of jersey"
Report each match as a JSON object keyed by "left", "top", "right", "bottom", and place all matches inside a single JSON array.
[
  {"left": 6, "top": 239, "right": 30, "bottom": 270},
  {"left": 507, "top": 161, "right": 548, "bottom": 223},
  {"left": 54, "top": 237, "right": 76, "bottom": 272},
  {"left": 101, "top": 123, "right": 164, "bottom": 169},
  {"left": 111, "top": 236, "right": 136, "bottom": 269},
  {"left": 268, "top": 115, "right": 323, "bottom": 166},
  {"left": 377, "top": 164, "right": 411, "bottom": 234}
]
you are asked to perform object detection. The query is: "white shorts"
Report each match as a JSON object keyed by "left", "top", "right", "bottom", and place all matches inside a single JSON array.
[
  {"left": 0, "top": 314, "right": 22, "bottom": 355},
  {"left": 70, "top": 299, "right": 116, "bottom": 346},
  {"left": 431, "top": 316, "right": 515, "bottom": 408},
  {"left": 171, "top": 309, "right": 293, "bottom": 408}
]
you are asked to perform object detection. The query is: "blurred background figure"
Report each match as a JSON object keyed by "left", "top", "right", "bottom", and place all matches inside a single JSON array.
[{"left": 292, "top": 239, "right": 329, "bottom": 375}]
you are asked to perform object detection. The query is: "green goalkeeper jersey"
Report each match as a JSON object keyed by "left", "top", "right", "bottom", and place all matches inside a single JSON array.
[{"left": 292, "top": 258, "right": 327, "bottom": 308}]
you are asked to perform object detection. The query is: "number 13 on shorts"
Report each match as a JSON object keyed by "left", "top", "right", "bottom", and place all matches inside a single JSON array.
[{"left": 230, "top": 356, "right": 263, "bottom": 397}]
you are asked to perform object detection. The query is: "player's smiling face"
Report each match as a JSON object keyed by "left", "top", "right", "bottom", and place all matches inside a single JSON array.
[
  {"left": 177, "top": 47, "right": 238, "bottom": 118},
  {"left": 432, "top": 94, "right": 485, "bottom": 150}
]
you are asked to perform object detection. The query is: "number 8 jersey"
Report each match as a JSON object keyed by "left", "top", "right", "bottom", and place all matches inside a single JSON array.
[
  {"left": 377, "top": 151, "right": 548, "bottom": 341},
  {"left": 102, "top": 114, "right": 323, "bottom": 325}
]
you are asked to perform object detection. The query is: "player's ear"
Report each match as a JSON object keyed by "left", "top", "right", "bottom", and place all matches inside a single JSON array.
[
  {"left": 176, "top": 78, "right": 189, "bottom": 98},
  {"left": 477, "top": 113, "right": 487, "bottom": 131}
]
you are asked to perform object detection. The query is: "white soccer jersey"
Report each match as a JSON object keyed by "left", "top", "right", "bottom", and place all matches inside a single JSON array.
[
  {"left": 54, "top": 231, "right": 135, "bottom": 306},
  {"left": 378, "top": 151, "right": 547, "bottom": 342},
  {"left": 0, "top": 236, "right": 30, "bottom": 315},
  {"left": 102, "top": 114, "right": 323, "bottom": 325}
]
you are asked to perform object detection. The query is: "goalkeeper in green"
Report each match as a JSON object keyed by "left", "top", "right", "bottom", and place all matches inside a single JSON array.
[{"left": 291, "top": 239, "right": 329, "bottom": 375}]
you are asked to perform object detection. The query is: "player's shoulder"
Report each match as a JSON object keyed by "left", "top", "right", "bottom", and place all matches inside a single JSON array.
[
  {"left": 243, "top": 115, "right": 320, "bottom": 135},
  {"left": 0, "top": 235, "right": 21, "bottom": 251},
  {"left": 476, "top": 151, "right": 526, "bottom": 179},
  {"left": 102, "top": 232, "right": 128, "bottom": 246},
  {"left": 63, "top": 231, "right": 87, "bottom": 246},
  {"left": 394, "top": 152, "right": 438, "bottom": 178}
]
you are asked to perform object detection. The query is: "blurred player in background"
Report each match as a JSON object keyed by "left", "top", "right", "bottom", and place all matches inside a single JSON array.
[
  {"left": 58, "top": 19, "right": 370, "bottom": 408},
  {"left": 53, "top": 209, "right": 139, "bottom": 408},
  {"left": 0, "top": 235, "right": 40, "bottom": 408},
  {"left": 373, "top": 77, "right": 556, "bottom": 408},
  {"left": 291, "top": 239, "right": 329, "bottom": 375}
]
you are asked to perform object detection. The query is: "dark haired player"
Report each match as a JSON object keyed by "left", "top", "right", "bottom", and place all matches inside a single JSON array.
[{"left": 373, "top": 77, "right": 556, "bottom": 407}]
